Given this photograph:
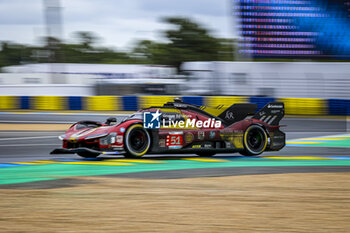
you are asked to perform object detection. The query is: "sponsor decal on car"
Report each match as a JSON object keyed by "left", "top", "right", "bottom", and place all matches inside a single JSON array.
[
  {"left": 168, "top": 145, "right": 182, "bottom": 149},
  {"left": 271, "top": 110, "right": 282, "bottom": 114},
  {"left": 159, "top": 139, "right": 166, "bottom": 147},
  {"left": 191, "top": 143, "right": 212, "bottom": 148},
  {"left": 267, "top": 104, "right": 283, "bottom": 108},
  {"left": 116, "top": 135, "right": 123, "bottom": 144},
  {"left": 184, "top": 132, "right": 194, "bottom": 143},
  {"left": 209, "top": 131, "right": 216, "bottom": 139},
  {"left": 198, "top": 131, "right": 205, "bottom": 140},
  {"left": 225, "top": 111, "right": 234, "bottom": 120},
  {"left": 166, "top": 134, "right": 183, "bottom": 147}
]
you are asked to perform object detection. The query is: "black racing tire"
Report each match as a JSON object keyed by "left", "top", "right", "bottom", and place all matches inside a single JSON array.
[
  {"left": 77, "top": 151, "right": 100, "bottom": 158},
  {"left": 124, "top": 124, "right": 151, "bottom": 158},
  {"left": 239, "top": 125, "right": 268, "bottom": 156},
  {"left": 196, "top": 152, "right": 216, "bottom": 157}
]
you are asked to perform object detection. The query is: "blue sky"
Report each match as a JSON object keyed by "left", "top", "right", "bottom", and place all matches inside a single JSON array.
[{"left": 0, "top": 0, "right": 235, "bottom": 50}]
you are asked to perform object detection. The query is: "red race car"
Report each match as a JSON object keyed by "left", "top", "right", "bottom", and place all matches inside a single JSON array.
[{"left": 51, "top": 99, "right": 285, "bottom": 158}]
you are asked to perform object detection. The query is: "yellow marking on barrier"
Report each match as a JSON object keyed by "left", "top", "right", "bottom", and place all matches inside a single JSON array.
[
  {"left": 139, "top": 96, "right": 178, "bottom": 109},
  {"left": 183, "top": 158, "right": 229, "bottom": 162},
  {"left": 105, "top": 159, "right": 165, "bottom": 164},
  {"left": 264, "top": 156, "right": 332, "bottom": 160},
  {"left": 278, "top": 97, "right": 326, "bottom": 115},
  {"left": 0, "top": 96, "right": 18, "bottom": 109},
  {"left": 205, "top": 96, "right": 248, "bottom": 110},
  {"left": 85, "top": 96, "right": 121, "bottom": 111},
  {"left": 32, "top": 96, "right": 65, "bottom": 110}
]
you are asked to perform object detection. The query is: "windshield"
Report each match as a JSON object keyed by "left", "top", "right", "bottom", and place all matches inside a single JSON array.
[{"left": 121, "top": 113, "right": 143, "bottom": 122}]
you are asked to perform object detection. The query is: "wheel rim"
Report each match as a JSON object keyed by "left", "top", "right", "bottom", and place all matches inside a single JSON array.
[
  {"left": 128, "top": 129, "right": 148, "bottom": 153},
  {"left": 246, "top": 127, "right": 266, "bottom": 153}
]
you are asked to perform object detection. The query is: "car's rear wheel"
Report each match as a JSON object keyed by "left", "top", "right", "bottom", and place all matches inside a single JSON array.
[
  {"left": 239, "top": 125, "right": 267, "bottom": 156},
  {"left": 124, "top": 124, "right": 151, "bottom": 158},
  {"left": 77, "top": 151, "right": 100, "bottom": 158}
]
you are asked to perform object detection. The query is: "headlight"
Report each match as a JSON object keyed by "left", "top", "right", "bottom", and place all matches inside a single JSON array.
[
  {"left": 99, "top": 132, "right": 117, "bottom": 145},
  {"left": 58, "top": 134, "right": 66, "bottom": 140}
]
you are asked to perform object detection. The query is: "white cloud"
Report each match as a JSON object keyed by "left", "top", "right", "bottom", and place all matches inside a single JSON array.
[{"left": 0, "top": 0, "right": 43, "bottom": 25}]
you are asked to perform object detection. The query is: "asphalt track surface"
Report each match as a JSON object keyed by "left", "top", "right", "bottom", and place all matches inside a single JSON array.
[{"left": 0, "top": 112, "right": 349, "bottom": 186}]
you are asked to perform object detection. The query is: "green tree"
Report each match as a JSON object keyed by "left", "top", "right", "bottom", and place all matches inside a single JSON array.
[
  {"left": 131, "top": 17, "right": 235, "bottom": 70},
  {"left": 217, "top": 38, "right": 235, "bottom": 61},
  {"left": 0, "top": 42, "right": 34, "bottom": 67},
  {"left": 74, "top": 31, "right": 99, "bottom": 48},
  {"left": 162, "top": 17, "right": 221, "bottom": 69},
  {"left": 132, "top": 40, "right": 170, "bottom": 65},
  {"left": 0, "top": 18, "right": 236, "bottom": 69}
]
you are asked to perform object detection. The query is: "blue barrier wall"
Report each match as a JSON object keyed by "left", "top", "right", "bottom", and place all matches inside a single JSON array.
[
  {"left": 68, "top": 96, "right": 83, "bottom": 110},
  {"left": 20, "top": 96, "right": 30, "bottom": 109},
  {"left": 328, "top": 99, "right": 350, "bottom": 115},
  {"left": 250, "top": 97, "right": 275, "bottom": 112},
  {"left": 182, "top": 96, "right": 204, "bottom": 106},
  {"left": 122, "top": 96, "right": 138, "bottom": 111}
]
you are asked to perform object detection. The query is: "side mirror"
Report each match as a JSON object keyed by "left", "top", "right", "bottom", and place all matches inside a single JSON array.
[{"left": 105, "top": 117, "right": 117, "bottom": 125}]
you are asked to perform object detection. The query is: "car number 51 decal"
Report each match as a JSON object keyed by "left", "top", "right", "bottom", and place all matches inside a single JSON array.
[{"left": 166, "top": 134, "right": 183, "bottom": 148}]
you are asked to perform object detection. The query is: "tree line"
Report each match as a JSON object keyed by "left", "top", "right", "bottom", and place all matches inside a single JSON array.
[{"left": 0, "top": 17, "right": 235, "bottom": 71}]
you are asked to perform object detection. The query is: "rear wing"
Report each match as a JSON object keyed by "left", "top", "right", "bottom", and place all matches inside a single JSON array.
[
  {"left": 218, "top": 103, "right": 257, "bottom": 125},
  {"left": 252, "top": 102, "right": 284, "bottom": 126}
]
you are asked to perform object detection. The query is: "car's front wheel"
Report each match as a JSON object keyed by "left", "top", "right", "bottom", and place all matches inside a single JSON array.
[
  {"left": 239, "top": 125, "right": 268, "bottom": 156},
  {"left": 124, "top": 124, "right": 151, "bottom": 158}
]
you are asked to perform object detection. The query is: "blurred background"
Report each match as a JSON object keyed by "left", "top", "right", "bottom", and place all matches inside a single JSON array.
[{"left": 0, "top": 0, "right": 349, "bottom": 115}]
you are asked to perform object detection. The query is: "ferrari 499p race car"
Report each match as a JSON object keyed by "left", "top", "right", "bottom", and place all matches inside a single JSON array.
[{"left": 51, "top": 99, "right": 285, "bottom": 158}]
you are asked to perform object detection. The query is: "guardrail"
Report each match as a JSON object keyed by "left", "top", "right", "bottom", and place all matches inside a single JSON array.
[{"left": 0, "top": 96, "right": 349, "bottom": 115}]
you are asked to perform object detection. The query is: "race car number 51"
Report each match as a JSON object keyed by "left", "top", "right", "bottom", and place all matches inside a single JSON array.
[{"left": 166, "top": 135, "right": 183, "bottom": 146}]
